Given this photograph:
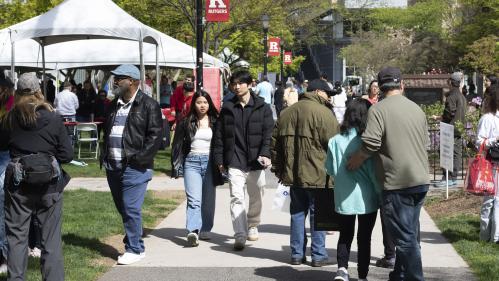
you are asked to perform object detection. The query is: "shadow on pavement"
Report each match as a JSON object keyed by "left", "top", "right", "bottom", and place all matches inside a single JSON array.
[{"left": 254, "top": 266, "right": 333, "bottom": 281}]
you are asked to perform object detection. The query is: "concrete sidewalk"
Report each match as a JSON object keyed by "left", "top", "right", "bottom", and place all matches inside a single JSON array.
[{"left": 92, "top": 172, "right": 475, "bottom": 281}]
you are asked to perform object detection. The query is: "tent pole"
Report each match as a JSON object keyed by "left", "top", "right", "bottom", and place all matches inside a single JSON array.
[
  {"left": 156, "top": 44, "right": 160, "bottom": 103},
  {"left": 139, "top": 32, "right": 145, "bottom": 92},
  {"left": 9, "top": 30, "right": 15, "bottom": 84},
  {"left": 55, "top": 63, "right": 59, "bottom": 95},
  {"left": 41, "top": 39, "right": 47, "bottom": 98}
]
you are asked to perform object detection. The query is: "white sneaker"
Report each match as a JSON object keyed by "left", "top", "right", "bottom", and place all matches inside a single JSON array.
[
  {"left": 29, "top": 247, "right": 42, "bottom": 258},
  {"left": 199, "top": 231, "right": 211, "bottom": 240},
  {"left": 0, "top": 263, "right": 7, "bottom": 274},
  {"left": 334, "top": 267, "right": 349, "bottom": 281},
  {"left": 247, "top": 227, "right": 259, "bottom": 241},
  {"left": 187, "top": 232, "right": 199, "bottom": 247},
  {"left": 117, "top": 252, "right": 145, "bottom": 265}
]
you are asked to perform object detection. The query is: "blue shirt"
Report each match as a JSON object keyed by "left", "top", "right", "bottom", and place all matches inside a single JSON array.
[
  {"left": 325, "top": 128, "right": 381, "bottom": 215},
  {"left": 255, "top": 81, "right": 273, "bottom": 105}
]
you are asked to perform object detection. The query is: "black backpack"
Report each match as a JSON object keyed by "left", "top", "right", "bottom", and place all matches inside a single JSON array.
[{"left": 18, "top": 153, "right": 59, "bottom": 185}]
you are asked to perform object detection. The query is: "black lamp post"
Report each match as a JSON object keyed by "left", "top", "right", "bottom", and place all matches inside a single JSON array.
[
  {"left": 280, "top": 37, "right": 284, "bottom": 83},
  {"left": 261, "top": 14, "right": 270, "bottom": 77},
  {"left": 195, "top": 0, "right": 203, "bottom": 90}
]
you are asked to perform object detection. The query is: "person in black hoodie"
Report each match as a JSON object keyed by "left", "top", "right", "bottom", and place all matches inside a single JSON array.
[
  {"left": 212, "top": 71, "right": 274, "bottom": 250},
  {"left": 0, "top": 72, "right": 73, "bottom": 281}
]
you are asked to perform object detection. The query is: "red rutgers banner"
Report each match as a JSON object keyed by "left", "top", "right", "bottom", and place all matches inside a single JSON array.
[
  {"left": 206, "top": 0, "right": 230, "bottom": 22},
  {"left": 268, "top": 37, "right": 281, "bottom": 57},
  {"left": 284, "top": 52, "right": 292, "bottom": 65}
]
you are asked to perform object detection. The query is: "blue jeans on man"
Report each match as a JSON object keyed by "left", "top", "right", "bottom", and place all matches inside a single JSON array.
[
  {"left": 382, "top": 185, "right": 428, "bottom": 281},
  {"left": 106, "top": 166, "right": 152, "bottom": 254},
  {"left": 290, "top": 187, "right": 327, "bottom": 262},
  {"left": 183, "top": 153, "right": 216, "bottom": 233}
]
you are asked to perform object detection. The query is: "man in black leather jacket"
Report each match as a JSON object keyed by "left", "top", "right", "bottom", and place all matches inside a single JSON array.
[{"left": 101, "top": 65, "right": 162, "bottom": 265}]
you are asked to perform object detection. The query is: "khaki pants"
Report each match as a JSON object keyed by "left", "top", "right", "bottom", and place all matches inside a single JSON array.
[{"left": 228, "top": 168, "right": 265, "bottom": 238}]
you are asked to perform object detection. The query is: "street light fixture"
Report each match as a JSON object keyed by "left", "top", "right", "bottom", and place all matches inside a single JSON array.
[{"left": 261, "top": 14, "right": 270, "bottom": 77}]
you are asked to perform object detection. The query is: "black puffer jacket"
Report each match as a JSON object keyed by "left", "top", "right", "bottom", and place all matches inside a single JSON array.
[
  {"left": 101, "top": 90, "right": 163, "bottom": 170},
  {"left": 213, "top": 93, "right": 274, "bottom": 170},
  {"left": 0, "top": 108, "right": 73, "bottom": 193}
]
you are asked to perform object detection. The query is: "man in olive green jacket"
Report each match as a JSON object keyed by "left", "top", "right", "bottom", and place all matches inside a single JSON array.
[{"left": 271, "top": 79, "right": 339, "bottom": 266}]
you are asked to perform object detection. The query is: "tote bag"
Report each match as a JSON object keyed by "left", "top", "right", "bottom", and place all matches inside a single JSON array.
[
  {"left": 465, "top": 141, "right": 495, "bottom": 196},
  {"left": 314, "top": 176, "right": 341, "bottom": 231}
]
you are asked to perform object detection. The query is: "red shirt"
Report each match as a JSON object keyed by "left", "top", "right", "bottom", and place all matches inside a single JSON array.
[{"left": 170, "top": 85, "right": 194, "bottom": 122}]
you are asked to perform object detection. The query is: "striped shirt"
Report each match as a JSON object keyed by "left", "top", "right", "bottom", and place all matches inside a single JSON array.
[{"left": 105, "top": 90, "right": 138, "bottom": 170}]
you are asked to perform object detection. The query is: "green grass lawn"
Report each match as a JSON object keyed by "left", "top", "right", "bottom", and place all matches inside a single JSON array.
[
  {"left": 0, "top": 189, "right": 184, "bottom": 281},
  {"left": 426, "top": 192, "right": 499, "bottom": 281},
  {"left": 62, "top": 148, "right": 172, "bottom": 178}
]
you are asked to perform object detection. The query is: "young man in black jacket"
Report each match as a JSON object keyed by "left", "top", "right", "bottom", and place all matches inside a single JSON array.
[
  {"left": 213, "top": 71, "right": 274, "bottom": 250},
  {"left": 101, "top": 65, "right": 162, "bottom": 265}
]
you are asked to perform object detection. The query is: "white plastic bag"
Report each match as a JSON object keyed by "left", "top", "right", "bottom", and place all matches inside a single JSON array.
[{"left": 272, "top": 183, "right": 290, "bottom": 212}]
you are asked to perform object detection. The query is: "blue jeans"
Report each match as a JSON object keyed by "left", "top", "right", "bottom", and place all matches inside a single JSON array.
[
  {"left": 0, "top": 150, "right": 9, "bottom": 259},
  {"left": 183, "top": 153, "right": 216, "bottom": 233},
  {"left": 382, "top": 189, "right": 427, "bottom": 281},
  {"left": 290, "top": 188, "right": 327, "bottom": 262},
  {"left": 106, "top": 166, "right": 152, "bottom": 254}
]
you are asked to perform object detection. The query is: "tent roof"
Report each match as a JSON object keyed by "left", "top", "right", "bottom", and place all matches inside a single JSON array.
[
  {"left": 7, "top": 0, "right": 159, "bottom": 45},
  {"left": 0, "top": 30, "right": 227, "bottom": 70}
]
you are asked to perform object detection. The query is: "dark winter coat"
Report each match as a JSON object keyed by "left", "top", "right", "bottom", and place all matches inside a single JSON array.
[
  {"left": 213, "top": 93, "right": 274, "bottom": 170},
  {"left": 0, "top": 108, "right": 73, "bottom": 193},
  {"left": 271, "top": 92, "right": 339, "bottom": 188}
]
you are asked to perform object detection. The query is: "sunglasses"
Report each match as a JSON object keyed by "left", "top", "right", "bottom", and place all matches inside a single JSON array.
[{"left": 114, "top": 76, "right": 130, "bottom": 82}]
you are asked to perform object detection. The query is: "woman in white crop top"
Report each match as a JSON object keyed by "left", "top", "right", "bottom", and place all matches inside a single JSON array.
[
  {"left": 171, "top": 90, "right": 222, "bottom": 247},
  {"left": 476, "top": 84, "right": 499, "bottom": 243}
]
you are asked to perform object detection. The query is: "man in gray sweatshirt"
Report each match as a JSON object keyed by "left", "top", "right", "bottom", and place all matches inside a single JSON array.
[{"left": 347, "top": 67, "right": 429, "bottom": 281}]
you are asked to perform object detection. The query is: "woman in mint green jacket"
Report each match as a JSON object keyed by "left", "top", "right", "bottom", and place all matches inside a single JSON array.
[{"left": 325, "top": 99, "right": 381, "bottom": 281}]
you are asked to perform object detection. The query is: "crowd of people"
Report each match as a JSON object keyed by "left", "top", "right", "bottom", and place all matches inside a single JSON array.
[{"left": 0, "top": 64, "right": 497, "bottom": 281}]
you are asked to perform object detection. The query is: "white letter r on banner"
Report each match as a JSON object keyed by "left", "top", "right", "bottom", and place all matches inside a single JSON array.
[{"left": 209, "top": 0, "right": 227, "bottom": 8}]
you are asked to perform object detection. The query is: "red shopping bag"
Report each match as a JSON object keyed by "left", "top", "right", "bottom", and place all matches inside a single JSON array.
[{"left": 465, "top": 141, "right": 496, "bottom": 196}]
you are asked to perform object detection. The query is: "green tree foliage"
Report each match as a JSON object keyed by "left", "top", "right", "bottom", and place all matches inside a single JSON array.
[
  {"left": 461, "top": 35, "right": 499, "bottom": 75},
  {"left": 0, "top": 0, "right": 64, "bottom": 28},
  {"left": 340, "top": 0, "right": 498, "bottom": 76},
  {"left": 451, "top": 0, "right": 499, "bottom": 55},
  {"left": 1, "top": 0, "right": 327, "bottom": 77}
]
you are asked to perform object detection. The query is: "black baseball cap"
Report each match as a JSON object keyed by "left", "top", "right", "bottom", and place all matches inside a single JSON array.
[
  {"left": 377, "top": 67, "right": 402, "bottom": 86},
  {"left": 307, "top": 79, "right": 333, "bottom": 95}
]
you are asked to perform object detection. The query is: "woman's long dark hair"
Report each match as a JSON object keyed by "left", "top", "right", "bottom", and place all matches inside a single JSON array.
[
  {"left": 186, "top": 90, "right": 219, "bottom": 132},
  {"left": 340, "top": 98, "right": 371, "bottom": 136},
  {"left": 484, "top": 84, "right": 499, "bottom": 114}
]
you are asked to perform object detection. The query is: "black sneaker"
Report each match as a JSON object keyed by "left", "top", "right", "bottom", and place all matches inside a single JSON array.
[
  {"left": 375, "top": 256, "right": 395, "bottom": 268},
  {"left": 311, "top": 259, "right": 332, "bottom": 267},
  {"left": 290, "top": 257, "right": 307, "bottom": 265}
]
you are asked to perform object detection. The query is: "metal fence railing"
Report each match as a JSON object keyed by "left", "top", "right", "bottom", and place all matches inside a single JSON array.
[{"left": 427, "top": 120, "right": 475, "bottom": 181}]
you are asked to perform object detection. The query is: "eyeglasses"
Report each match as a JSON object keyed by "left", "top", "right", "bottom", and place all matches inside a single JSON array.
[{"left": 114, "top": 76, "right": 130, "bottom": 83}]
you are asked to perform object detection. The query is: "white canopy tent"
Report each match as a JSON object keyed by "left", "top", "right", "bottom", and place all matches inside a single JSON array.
[
  {"left": 0, "top": 30, "right": 227, "bottom": 70},
  {"left": 2, "top": 0, "right": 227, "bottom": 97}
]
